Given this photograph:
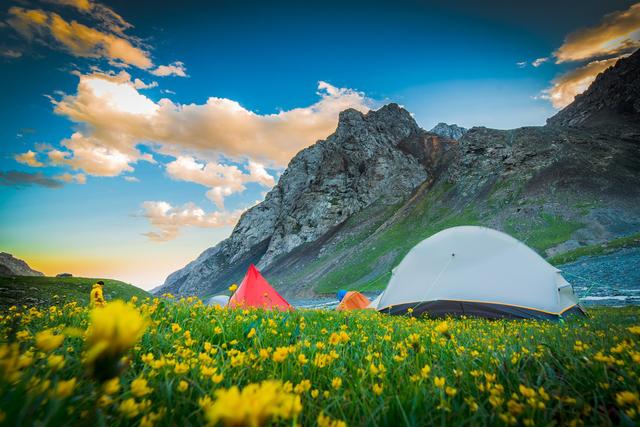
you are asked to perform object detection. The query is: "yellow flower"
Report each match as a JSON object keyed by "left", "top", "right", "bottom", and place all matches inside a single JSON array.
[
  {"left": 178, "top": 380, "right": 189, "bottom": 392},
  {"left": 84, "top": 301, "right": 147, "bottom": 376},
  {"left": 317, "top": 411, "right": 347, "bottom": 427},
  {"left": 373, "top": 383, "right": 384, "bottom": 395},
  {"left": 229, "top": 284, "right": 238, "bottom": 292},
  {"left": 420, "top": 365, "right": 431, "bottom": 378},
  {"left": 434, "top": 377, "right": 446, "bottom": 388},
  {"left": 103, "top": 378, "right": 120, "bottom": 395},
  {"left": 119, "top": 398, "right": 140, "bottom": 418},
  {"left": 48, "top": 354, "right": 65, "bottom": 371},
  {"left": 519, "top": 384, "right": 536, "bottom": 399},
  {"left": 331, "top": 377, "right": 342, "bottom": 389},
  {"left": 445, "top": 386, "right": 457, "bottom": 397},
  {"left": 272, "top": 347, "right": 289, "bottom": 363},
  {"left": 297, "top": 353, "right": 308, "bottom": 365},
  {"left": 435, "top": 321, "right": 449, "bottom": 335},
  {"left": 54, "top": 378, "right": 76, "bottom": 399},
  {"left": 35, "top": 329, "right": 64, "bottom": 352},
  {"left": 201, "top": 380, "right": 301, "bottom": 427},
  {"left": 247, "top": 328, "right": 256, "bottom": 339},
  {"left": 616, "top": 391, "right": 639, "bottom": 406},
  {"left": 171, "top": 323, "right": 182, "bottom": 333},
  {"left": 627, "top": 326, "right": 640, "bottom": 335},
  {"left": 212, "top": 374, "right": 224, "bottom": 384},
  {"left": 174, "top": 362, "right": 189, "bottom": 374},
  {"left": 131, "top": 377, "right": 153, "bottom": 397}
]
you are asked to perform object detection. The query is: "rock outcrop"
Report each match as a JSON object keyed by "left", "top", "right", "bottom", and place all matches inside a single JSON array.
[
  {"left": 430, "top": 122, "right": 468, "bottom": 140},
  {"left": 0, "top": 253, "right": 44, "bottom": 277}
]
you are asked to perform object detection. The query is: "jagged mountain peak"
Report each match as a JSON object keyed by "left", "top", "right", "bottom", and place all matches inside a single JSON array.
[
  {"left": 335, "top": 103, "right": 420, "bottom": 141},
  {"left": 430, "top": 122, "right": 468, "bottom": 140}
]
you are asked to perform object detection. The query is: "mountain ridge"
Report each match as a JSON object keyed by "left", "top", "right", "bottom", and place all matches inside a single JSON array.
[{"left": 157, "top": 50, "right": 640, "bottom": 298}]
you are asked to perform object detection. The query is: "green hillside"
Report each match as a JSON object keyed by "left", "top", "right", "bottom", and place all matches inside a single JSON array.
[{"left": 0, "top": 276, "right": 150, "bottom": 308}]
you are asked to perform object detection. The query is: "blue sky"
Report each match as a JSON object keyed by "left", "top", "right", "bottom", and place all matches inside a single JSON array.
[{"left": 1, "top": 0, "right": 638, "bottom": 288}]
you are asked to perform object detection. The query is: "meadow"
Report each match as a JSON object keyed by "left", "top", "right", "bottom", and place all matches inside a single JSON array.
[{"left": 1, "top": 296, "right": 639, "bottom": 426}]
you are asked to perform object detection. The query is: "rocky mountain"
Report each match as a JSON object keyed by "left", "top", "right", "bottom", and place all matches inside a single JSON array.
[
  {"left": 158, "top": 50, "right": 640, "bottom": 299},
  {"left": 430, "top": 122, "right": 468, "bottom": 140},
  {"left": 0, "top": 253, "right": 43, "bottom": 277}
]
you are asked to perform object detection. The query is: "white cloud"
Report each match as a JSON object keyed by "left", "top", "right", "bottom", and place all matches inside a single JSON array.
[
  {"left": 15, "top": 150, "right": 44, "bottom": 167},
  {"left": 151, "top": 61, "right": 187, "bottom": 77},
  {"left": 52, "top": 71, "right": 372, "bottom": 171},
  {"left": 554, "top": 3, "right": 640, "bottom": 63},
  {"left": 1, "top": 49, "right": 23, "bottom": 58},
  {"left": 516, "top": 61, "right": 527, "bottom": 68},
  {"left": 165, "top": 156, "right": 275, "bottom": 208},
  {"left": 124, "top": 176, "right": 139, "bottom": 182},
  {"left": 55, "top": 172, "right": 86, "bottom": 184},
  {"left": 7, "top": 6, "right": 153, "bottom": 69},
  {"left": 141, "top": 201, "right": 243, "bottom": 241},
  {"left": 532, "top": 57, "right": 549, "bottom": 67},
  {"left": 133, "top": 78, "right": 158, "bottom": 89}
]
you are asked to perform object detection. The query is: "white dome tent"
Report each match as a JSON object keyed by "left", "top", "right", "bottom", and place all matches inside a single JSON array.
[{"left": 373, "top": 226, "right": 584, "bottom": 319}]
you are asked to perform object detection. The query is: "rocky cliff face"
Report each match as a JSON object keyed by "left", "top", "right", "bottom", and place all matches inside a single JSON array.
[
  {"left": 159, "top": 104, "right": 455, "bottom": 296},
  {"left": 547, "top": 50, "right": 640, "bottom": 127},
  {"left": 0, "top": 253, "right": 43, "bottom": 277},
  {"left": 430, "top": 122, "right": 468, "bottom": 140},
  {"left": 160, "top": 51, "right": 640, "bottom": 298}
]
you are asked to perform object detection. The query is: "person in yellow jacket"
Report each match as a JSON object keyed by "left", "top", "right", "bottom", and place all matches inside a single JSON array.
[{"left": 90, "top": 281, "right": 106, "bottom": 307}]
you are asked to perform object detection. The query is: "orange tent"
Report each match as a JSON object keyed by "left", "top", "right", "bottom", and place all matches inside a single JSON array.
[
  {"left": 228, "top": 264, "right": 292, "bottom": 311},
  {"left": 336, "top": 291, "right": 372, "bottom": 311}
]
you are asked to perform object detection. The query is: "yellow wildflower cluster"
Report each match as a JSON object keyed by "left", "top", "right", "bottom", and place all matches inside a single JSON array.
[
  {"left": 199, "top": 380, "right": 302, "bottom": 426},
  {"left": 1, "top": 296, "right": 640, "bottom": 426}
]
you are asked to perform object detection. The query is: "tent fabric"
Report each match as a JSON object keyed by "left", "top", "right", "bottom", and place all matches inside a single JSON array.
[
  {"left": 336, "top": 291, "right": 372, "bottom": 311},
  {"left": 228, "top": 264, "right": 292, "bottom": 311},
  {"left": 208, "top": 295, "right": 229, "bottom": 307},
  {"left": 373, "top": 226, "right": 582, "bottom": 319}
]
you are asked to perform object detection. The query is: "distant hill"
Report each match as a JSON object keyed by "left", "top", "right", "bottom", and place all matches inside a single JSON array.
[
  {"left": 0, "top": 252, "right": 43, "bottom": 277},
  {"left": 158, "top": 50, "right": 640, "bottom": 299},
  {"left": 0, "top": 276, "right": 150, "bottom": 308}
]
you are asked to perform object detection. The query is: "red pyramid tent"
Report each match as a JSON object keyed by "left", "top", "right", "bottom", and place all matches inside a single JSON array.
[{"left": 228, "top": 264, "right": 293, "bottom": 311}]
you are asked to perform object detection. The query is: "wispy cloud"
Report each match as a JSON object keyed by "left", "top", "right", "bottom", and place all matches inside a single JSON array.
[
  {"left": 6, "top": 1, "right": 188, "bottom": 77},
  {"left": 165, "top": 157, "right": 275, "bottom": 209},
  {"left": 15, "top": 150, "right": 44, "bottom": 167},
  {"left": 150, "top": 61, "right": 187, "bottom": 77},
  {"left": 554, "top": 3, "right": 640, "bottom": 63},
  {"left": 0, "top": 170, "right": 63, "bottom": 188},
  {"left": 532, "top": 57, "right": 549, "bottom": 67},
  {"left": 7, "top": 6, "right": 153, "bottom": 69},
  {"left": 141, "top": 201, "right": 244, "bottom": 241}
]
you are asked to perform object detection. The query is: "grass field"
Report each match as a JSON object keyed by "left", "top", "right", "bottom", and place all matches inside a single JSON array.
[
  {"left": 0, "top": 276, "right": 150, "bottom": 308},
  {"left": 1, "top": 297, "right": 640, "bottom": 426}
]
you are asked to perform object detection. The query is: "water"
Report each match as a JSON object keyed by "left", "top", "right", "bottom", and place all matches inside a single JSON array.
[
  {"left": 561, "top": 247, "right": 640, "bottom": 306},
  {"left": 289, "top": 248, "right": 640, "bottom": 309}
]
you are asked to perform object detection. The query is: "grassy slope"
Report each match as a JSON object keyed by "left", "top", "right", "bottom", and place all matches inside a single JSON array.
[
  {"left": 0, "top": 276, "right": 150, "bottom": 308},
  {"left": 280, "top": 174, "right": 634, "bottom": 295},
  {"left": 548, "top": 232, "right": 640, "bottom": 265}
]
